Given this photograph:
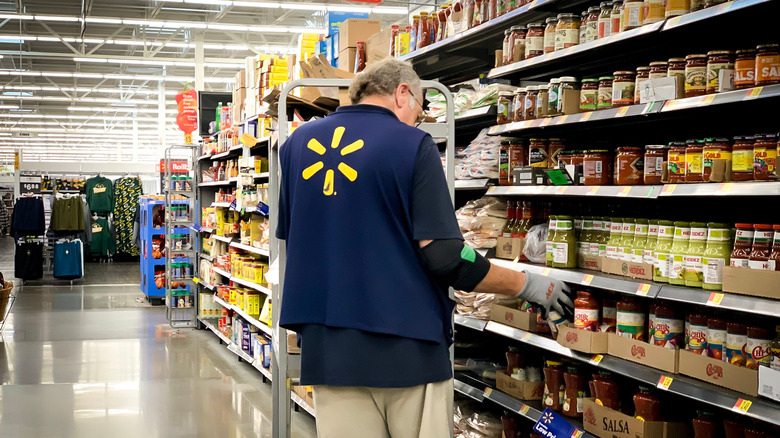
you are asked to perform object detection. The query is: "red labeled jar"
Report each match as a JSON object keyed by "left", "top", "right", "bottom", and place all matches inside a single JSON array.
[
  {"left": 562, "top": 367, "right": 587, "bottom": 418},
  {"left": 702, "top": 137, "right": 732, "bottom": 182},
  {"left": 543, "top": 361, "right": 565, "bottom": 411},
  {"left": 730, "top": 223, "right": 754, "bottom": 269},
  {"left": 685, "top": 139, "right": 704, "bottom": 182},
  {"left": 685, "top": 54, "right": 708, "bottom": 98},
  {"left": 513, "top": 88, "right": 527, "bottom": 122},
  {"left": 726, "top": 322, "right": 748, "bottom": 367},
  {"left": 616, "top": 146, "right": 644, "bottom": 185},
  {"left": 583, "top": 150, "right": 612, "bottom": 185},
  {"left": 653, "top": 303, "right": 683, "bottom": 349},
  {"left": 734, "top": 49, "right": 757, "bottom": 89},
  {"left": 633, "top": 386, "right": 663, "bottom": 421},
  {"left": 525, "top": 22, "right": 545, "bottom": 59},
  {"left": 612, "top": 71, "right": 636, "bottom": 107},
  {"left": 708, "top": 316, "right": 727, "bottom": 360},
  {"left": 746, "top": 326, "right": 772, "bottom": 369},
  {"left": 508, "top": 139, "right": 527, "bottom": 176},
  {"left": 769, "top": 224, "right": 780, "bottom": 271},
  {"left": 644, "top": 145, "right": 667, "bottom": 184},
  {"left": 749, "top": 224, "right": 774, "bottom": 270},
  {"left": 687, "top": 313, "right": 709, "bottom": 354},
  {"left": 667, "top": 142, "right": 686, "bottom": 182},
  {"left": 574, "top": 291, "right": 599, "bottom": 331},
  {"left": 755, "top": 44, "right": 780, "bottom": 86},
  {"left": 732, "top": 135, "right": 755, "bottom": 181},
  {"left": 753, "top": 133, "right": 777, "bottom": 180}
]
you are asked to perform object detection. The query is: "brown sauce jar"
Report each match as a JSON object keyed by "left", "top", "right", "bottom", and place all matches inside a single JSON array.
[
  {"left": 753, "top": 133, "right": 778, "bottom": 180},
  {"left": 734, "top": 49, "right": 757, "bottom": 90},
  {"left": 583, "top": 150, "right": 612, "bottom": 185},
  {"left": 634, "top": 66, "right": 650, "bottom": 104},
  {"left": 685, "top": 54, "right": 708, "bottom": 98},
  {"left": 612, "top": 71, "right": 636, "bottom": 107},
  {"left": 732, "top": 135, "right": 755, "bottom": 182},
  {"left": 644, "top": 145, "right": 667, "bottom": 184},
  {"left": 685, "top": 139, "right": 704, "bottom": 182},
  {"left": 702, "top": 137, "right": 732, "bottom": 182},
  {"left": 756, "top": 43, "right": 780, "bottom": 86},
  {"left": 706, "top": 50, "right": 735, "bottom": 94},
  {"left": 616, "top": 147, "right": 644, "bottom": 185},
  {"left": 649, "top": 61, "right": 668, "bottom": 79},
  {"left": 667, "top": 142, "right": 687, "bottom": 183}
]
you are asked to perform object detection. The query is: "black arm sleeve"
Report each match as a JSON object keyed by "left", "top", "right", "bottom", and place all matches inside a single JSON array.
[{"left": 419, "top": 239, "right": 491, "bottom": 292}]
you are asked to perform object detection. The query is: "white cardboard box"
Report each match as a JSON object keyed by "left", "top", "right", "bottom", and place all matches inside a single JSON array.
[{"left": 758, "top": 366, "right": 780, "bottom": 402}]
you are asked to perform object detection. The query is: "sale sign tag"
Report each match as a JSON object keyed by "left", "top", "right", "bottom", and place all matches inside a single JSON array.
[{"left": 534, "top": 408, "right": 584, "bottom": 438}]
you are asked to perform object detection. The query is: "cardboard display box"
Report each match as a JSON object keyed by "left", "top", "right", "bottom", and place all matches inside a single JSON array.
[
  {"left": 297, "top": 54, "right": 354, "bottom": 107},
  {"left": 489, "top": 303, "right": 538, "bottom": 332},
  {"left": 338, "top": 19, "right": 381, "bottom": 52},
  {"left": 337, "top": 47, "right": 357, "bottom": 73},
  {"left": 366, "top": 27, "right": 392, "bottom": 65},
  {"left": 678, "top": 349, "right": 758, "bottom": 396},
  {"left": 495, "top": 370, "right": 544, "bottom": 400},
  {"left": 601, "top": 257, "right": 654, "bottom": 281},
  {"left": 495, "top": 236, "right": 525, "bottom": 260},
  {"left": 557, "top": 323, "right": 609, "bottom": 354},
  {"left": 287, "top": 331, "right": 301, "bottom": 355},
  {"left": 579, "top": 253, "right": 602, "bottom": 271},
  {"left": 324, "top": 11, "right": 369, "bottom": 36},
  {"left": 722, "top": 266, "right": 780, "bottom": 299},
  {"left": 758, "top": 366, "right": 780, "bottom": 402},
  {"left": 582, "top": 399, "right": 692, "bottom": 438},
  {"left": 607, "top": 333, "right": 679, "bottom": 373}
]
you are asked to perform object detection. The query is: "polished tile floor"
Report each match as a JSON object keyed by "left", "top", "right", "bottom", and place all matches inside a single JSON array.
[{"left": 0, "top": 237, "right": 317, "bottom": 438}]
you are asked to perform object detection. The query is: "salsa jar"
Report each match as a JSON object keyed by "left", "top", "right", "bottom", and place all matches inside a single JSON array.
[
  {"left": 702, "top": 137, "right": 732, "bottom": 182},
  {"left": 574, "top": 291, "right": 599, "bottom": 331},
  {"left": 668, "top": 57, "right": 686, "bottom": 80},
  {"left": 513, "top": 88, "right": 526, "bottom": 121},
  {"left": 642, "top": 0, "right": 665, "bottom": 24},
  {"left": 634, "top": 386, "right": 663, "bottom": 421},
  {"left": 556, "top": 77, "right": 579, "bottom": 114},
  {"left": 562, "top": 367, "right": 587, "bottom": 418},
  {"left": 549, "top": 138, "right": 566, "bottom": 167},
  {"left": 726, "top": 322, "right": 748, "bottom": 366},
  {"left": 634, "top": 66, "right": 650, "bottom": 104},
  {"left": 612, "top": 71, "right": 636, "bottom": 107},
  {"left": 509, "top": 139, "right": 527, "bottom": 173},
  {"left": 708, "top": 316, "right": 728, "bottom": 360},
  {"left": 649, "top": 61, "right": 668, "bottom": 79},
  {"left": 584, "top": 150, "right": 612, "bottom": 185},
  {"left": 730, "top": 223, "right": 755, "bottom": 268},
  {"left": 734, "top": 49, "right": 757, "bottom": 89},
  {"left": 529, "top": 138, "right": 550, "bottom": 167},
  {"left": 597, "top": 76, "right": 614, "bottom": 110},
  {"left": 598, "top": 1, "right": 612, "bottom": 38},
  {"left": 616, "top": 146, "right": 644, "bottom": 185},
  {"left": 543, "top": 361, "right": 565, "bottom": 411},
  {"left": 687, "top": 313, "right": 709, "bottom": 354},
  {"left": 584, "top": 6, "right": 600, "bottom": 42},
  {"left": 579, "top": 10, "right": 589, "bottom": 44},
  {"left": 497, "top": 91, "right": 514, "bottom": 124},
  {"left": 510, "top": 25, "right": 527, "bottom": 63},
  {"left": 685, "top": 54, "right": 708, "bottom": 98},
  {"left": 554, "top": 13, "right": 580, "bottom": 51},
  {"left": 499, "top": 141, "right": 511, "bottom": 184},
  {"left": 665, "top": 0, "right": 689, "bottom": 17},
  {"left": 732, "top": 135, "right": 755, "bottom": 181},
  {"left": 653, "top": 303, "right": 683, "bottom": 348},
  {"left": 502, "top": 30, "right": 511, "bottom": 64},
  {"left": 593, "top": 372, "right": 620, "bottom": 410},
  {"left": 525, "top": 85, "right": 538, "bottom": 120},
  {"left": 753, "top": 133, "right": 777, "bottom": 180},
  {"left": 580, "top": 78, "right": 599, "bottom": 111},
  {"left": 525, "top": 22, "right": 545, "bottom": 58},
  {"left": 667, "top": 142, "right": 687, "bottom": 183},
  {"left": 693, "top": 412, "right": 721, "bottom": 438},
  {"left": 685, "top": 139, "right": 704, "bottom": 182},
  {"left": 748, "top": 224, "right": 773, "bottom": 271},
  {"left": 707, "top": 50, "right": 735, "bottom": 94},
  {"left": 622, "top": 0, "right": 643, "bottom": 31},
  {"left": 617, "top": 296, "right": 645, "bottom": 341},
  {"left": 746, "top": 326, "right": 772, "bottom": 369},
  {"left": 610, "top": 0, "right": 622, "bottom": 35},
  {"left": 644, "top": 144, "right": 667, "bottom": 184},
  {"left": 756, "top": 43, "right": 780, "bottom": 86},
  {"left": 544, "top": 17, "right": 557, "bottom": 53}
]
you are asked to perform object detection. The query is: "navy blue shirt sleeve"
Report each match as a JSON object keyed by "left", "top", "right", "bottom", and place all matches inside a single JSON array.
[
  {"left": 275, "top": 137, "right": 290, "bottom": 240},
  {"left": 411, "top": 135, "right": 463, "bottom": 241}
]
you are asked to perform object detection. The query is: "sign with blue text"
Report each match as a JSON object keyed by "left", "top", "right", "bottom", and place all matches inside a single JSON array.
[{"left": 533, "top": 409, "right": 585, "bottom": 438}]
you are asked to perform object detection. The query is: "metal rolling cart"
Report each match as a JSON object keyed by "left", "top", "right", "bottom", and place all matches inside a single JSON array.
[
  {"left": 163, "top": 144, "right": 200, "bottom": 328},
  {"left": 270, "top": 78, "right": 455, "bottom": 438}
]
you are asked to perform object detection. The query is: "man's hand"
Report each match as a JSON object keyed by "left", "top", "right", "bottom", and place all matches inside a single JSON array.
[{"left": 515, "top": 270, "right": 574, "bottom": 318}]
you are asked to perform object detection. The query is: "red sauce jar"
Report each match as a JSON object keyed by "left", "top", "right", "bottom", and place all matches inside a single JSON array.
[
  {"left": 667, "top": 142, "right": 686, "bottom": 183},
  {"left": 525, "top": 22, "right": 545, "bottom": 59},
  {"left": 684, "top": 54, "right": 708, "bottom": 98},
  {"left": 706, "top": 50, "right": 734, "bottom": 94},
  {"left": 616, "top": 146, "right": 644, "bottom": 185},
  {"left": 634, "top": 66, "right": 650, "bottom": 104},
  {"left": 685, "top": 139, "right": 704, "bottom": 183},
  {"left": 508, "top": 139, "right": 527, "bottom": 176},
  {"left": 513, "top": 88, "right": 527, "bottom": 122},
  {"left": 687, "top": 313, "right": 709, "bottom": 354},
  {"left": 649, "top": 61, "right": 668, "bottom": 79},
  {"left": 755, "top": 43, "right": 780, "bottom": 86},
  {"left": 749, "top": 224, "right": 774, "bottom": 270},
  {"left": 732, "top": 135, "right": 755, "bottom": 181},
  {"left": 612, "top": 71, "right": 636, "bottom": 107},
  {"left": 769, "top": 225, "right": 780, "bottom": 271},
  {"left": 702, "top": 137, "right": 732, "bottom": 182},
  {"left": 644, "top": 145, "right": 667, "bottom": 184},
  {"left": 543, "top": 361, "right": 565, "bottom": 411},
  {"left": 617, "top": 296, "right": 645, "bottom": 341},
  {"left": 734, "top": 49, "right": 757, "bottom": 89},
  {"left": 583, "top": 150, "right": 612, "bottom": 185},
  {"left": 530, "top": 138, "right": 549, "bottom": 168},
  {"left": 723, "top": 418, "right": 747, "bottom": 438},
  {"left": 693, "top": 412, "right": 721, "bottom": 438},
  {"left": 707, "top": 316, "right": 727, "bottom": 360},
  {"left": 574, "top": 291, "right": 599, "bottom": 331},
  {"left": 592, "top": 372, "right": 620, "bottom": 410},
  {"left": 746, "top": 326, "right": 772, "bottom": 369},
  {"left": 563, "top": 367, "right": 587, "bottom": 418},
  {"left": 753, "top": 133, "right": 777, "bottom": 180},
  {"left": 633, "top": 386, "right": 663, "bottom": 421},
  {"left": 730, "top": 223, "right": 754, "bottom": 269},
  {"left": 653, "top": 303, "right": 684, "bottom": 348}
]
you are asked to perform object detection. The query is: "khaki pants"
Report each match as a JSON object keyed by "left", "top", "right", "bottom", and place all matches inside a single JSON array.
[{"left": 313, "top": 379, "right": 453, "bottom": 438}]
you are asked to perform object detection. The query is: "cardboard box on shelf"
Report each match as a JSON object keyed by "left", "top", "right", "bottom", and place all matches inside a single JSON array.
[
  {"left": 495, "top": 370, "right": 544, "bottom": 400},
  {"left": 722, "top": 266, "right": 780, "bottom": 299},
  {"left": 324, "top": 11, "right": 369, "bottom": 36},
  {"left": 582, "top": 399, "right": 692, "bottom": 438},
  {"left": 489, "top": 303, "right": 538, "bottom": 332},
  {"left": 579, "top": 254, "right": 602, "bottom": 271},
  {"left": 607, "top": 333, "right": 679, "bottom": 373},
  {"left": 366, "top": 27, "right": 392, "bottom": 65},
  {"left": 495, "top": 236, "right": 525, "bottom": 260},
  {"left": 338, "top": 48, "right": 357, "bottom": 73},
  {"left": 560, "top": 87, "right": 580, "bottom": 115},
  {"left": 235, "top": 69, "right": 246, "bottom": 88},
  {"left": 338, "top": 19, "right": 381, "bottom": 52},
  {"left": 601, "top": 257, "right": 654, "bottom": 280},
  {"left": 556, "top": 323, "right": 609, "bottom": 354},
  {"left": 287, "top": 331, "right": 301, "bottom": 354},
  {"left": 678, "top": 349, "right": 758, "bottom": 396},
  {"left": 758, "top": 366, "right": 780, "bottom": 402},
  {"left": 299, "top": 54, "right": 354, "bottom": 106}
]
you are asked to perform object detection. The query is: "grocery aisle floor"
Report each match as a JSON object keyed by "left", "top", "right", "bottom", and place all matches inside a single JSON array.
[{"left": 0, "top": 236, "right": 317, "bottom": 438}]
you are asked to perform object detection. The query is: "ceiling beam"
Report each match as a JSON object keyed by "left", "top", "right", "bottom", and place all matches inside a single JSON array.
[{"left": 37, "top": 21, "right": 82, "bottom": 56}]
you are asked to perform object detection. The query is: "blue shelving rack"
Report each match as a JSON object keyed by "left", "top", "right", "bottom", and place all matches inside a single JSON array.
[{"left": 139, "top": 198, "right": 192, "bottom": 301}]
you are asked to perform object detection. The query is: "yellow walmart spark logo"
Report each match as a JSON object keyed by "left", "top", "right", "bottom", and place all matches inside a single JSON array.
[
  {"left": 302, "top": 126, "right": 363, "bottom": 196},
  {"left": 542, "top": 412, "right": 554, "bottom": 424}
]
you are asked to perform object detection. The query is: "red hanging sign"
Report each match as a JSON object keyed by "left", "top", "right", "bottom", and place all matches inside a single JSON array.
[{"left": 175, "top": 87, "right": 198, "bottom": 143}]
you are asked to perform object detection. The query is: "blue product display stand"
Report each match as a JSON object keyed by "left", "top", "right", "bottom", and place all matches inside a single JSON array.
[{"left": 139, "top": 198, "right": 192, "bottom": 299}]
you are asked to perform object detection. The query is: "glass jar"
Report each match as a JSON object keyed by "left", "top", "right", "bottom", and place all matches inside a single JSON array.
[
  {"left": 706, "top": 50, "right": 735, "bottom": 94},
  {"left": 543, "top": 361, "right": 565, "bottom": 411},
  {"left": 580, "top": 78, "right": 599, "bottom": 112},
  {"left": 726, "top": 322, "right": 748, "bottom": 366},
  {"left": 649, "top": 61, "right": 668, "bottom": 79},
  {"left": 579, "top": 10, "right": 589, "bottom": 44},
  {"left": 665, "top": 0, "right": 690, "bottom": 17},
  {"left": 654, "top": 302, "right": 683, "bottom": 348},
  {"left": 708, "top": 316, "right": 728, "bottom": 360},
  {"left": 642, "top": 0, "right": 665, "bottom": 24},
  {"left": 756, "top": 44, "right": 780, "bottom": 86},
  {"left": 691, "top": 0, "right": 705, "bottom": 11},
  {"left": 619, "top": 218, "right": 637, "bottom": 261},
  {"left": 502, "top": 30, "right": 512, "bottom": 65},
  {"left": 417, "top": 12, "right": 431, "bottom": 49},
  {"left": 597, "top": 76, "right": 614, "bottom": 110},
  {"left": 644, "top": 145, "right": 667, "bottom": 184},
  {"left": 685, "top": 139, "right": 704, "bottom": 182},
  {"left": 598, "top": 1, "right": 612, "bottom": 39},
  {"left": 634, "top": 386, "right": 663, "bottom": 421},
  {"left": 734, "top": 49, "right": 757, "bottom": 89},
  {"left": 525, "top": 85, "right": 538, "bottom": 120},
  {"left": 616, "top": 147, "right": 644, "bottom": 185},
  {"left": 687, "top": 313, "right": 710, "bottom": 353},
  {"left": 617, "top": 296, "right": 645, "bottom": 341},
  {"left": 632, "top": 219, "right": 649, "bottom": 263},
  {"left": 702, "top": 137, "right": 732, "bottom": 182},
  {"left": 732, "top": 135, "right": 755, "bottom": 181},
  {"left": 644, "top": 220, "right": 659, "bottom": 266},
  {"left": 585, "top": 6, "right": 600, "bottom": 42},
  {"left": 667, "top": 141, "right": 686, "bottom": 183},
  {"left": 730, "top": 223, "right": 754, "bottom": 269},
  {"left": 693, "top": 412, "right": 720, "bottom": 437},
  {"left": 536, "top": 84, "right": 549, "bottom": 118},
  {"left": 525, "top": 22, "right": 545, "bottom": 59},
  {"left": 547, "top": 79, "right": 560, "bottom": 116},
  {"left": 549, "top": 138, "right": 566, "bottom": 168},
  {"left": 748, "top": 327, "right": 773, "bottom": 369},
  {"left": 670, "top": 221, "right": 691, "bottom": 286},
  {"left": 497, "top": 91, "right": 513, "bottom": 124},
  {"left": 499, "top": 141, "right": 511, "bottom": 184},
  {"left": 574, "top": 291, "right": 599, "bottom": 331},
  {"left": 529, "top": 138, "right": 549, "bottom": 168},
  {"left": 509, "top": 139, "right": 527, "bottom": 174},
  {"left": 410, "top": 15, "right": 420, "bottom": 50},
  {"left": 543, "top": 17, "right": 557, "bottom": 54},
  {"left": 748, "top": 224, "right": 773, "bottom": 271},
  {"left": 622, "top": 0, "right": 643, "bottom": 31},
  {"left": 512, "top": 88, "right": 525, "bottom": 122},
  {"left": 653, "top": 220, "right": 675, "bottom": 283},
  {"left": 753, "top": 133, "right": 777, "bottom": 180},
  {"left": 702, "top": 223, "right": 732, "bottom": 291},
  {"left": 770, "top": 225, "right": 780, "bottom": 272},
  {"left": 562, "top": 367, "right": 587, "bottom": 418},
  {"left": 509, "top": 25, "right": 526, "bottom": 64},
  {"left": 612, "top": 70, "right": 636, "bottom": 107},
  {"left": 554, "top": 13, "right": 580, "bottom": 51},
  {"left": 610, "top": 0, "right": 622, "bottom": 36},
  {"left": 684, "top": 222, "right": 708, "bottom": 288},
  {"left": 557, "top": 77, "right": 579, "bottom": 114},
  {"left": 634, "top": 66, "right": 650, "bottom": 104},
  {"left": 593, "top": 372, "right": 621, "bottom": 410},
  {"left": 668, "top": 57, "right": 686, "bottom": 94},
  {"left": 685, "top": 54, "right": 708, "bottom": 98},
  {"left": 583, "top": 150, "right": 612, "bottom": 185}
]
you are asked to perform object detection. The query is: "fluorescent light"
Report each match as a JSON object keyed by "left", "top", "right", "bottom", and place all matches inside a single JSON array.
[
  {"left": 327, "top": 5, "right": 371, "bottom": 13},
  {"left": 233, "top": 1, "right": 280, "bottom": 8},
  {"left": 68, "top": 106, "right": 178, "bottom": 114},
  {"left": 0, "top": 69, "right": 234, "bottom": 83},
  {"left": 34, "top": 15, "right": 81, "bottom": 22},
  {"left": 282, "top": 3, "right": 325, "bottom": 11},
  {"left": 85, "top": 17, "right": 123, "bottom": 24},
  {"left": 207, "top": 23, "right": 250, "bottom": 31},
  {"left": 0, "top": 105, "right": 18, "bottom": 109},
  {"left": 0, "top": 14, "right": 33, "bottom": 20}
]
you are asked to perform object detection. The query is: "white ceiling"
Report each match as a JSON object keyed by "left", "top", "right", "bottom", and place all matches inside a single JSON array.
[{"left": 0, "top": 0, "right": 409, "bottom": 165}]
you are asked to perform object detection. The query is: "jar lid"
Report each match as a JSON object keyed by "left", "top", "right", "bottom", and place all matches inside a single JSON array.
[
  {"left": 528, "top": 22, "right": 545, "bottom": 27},
  {"left": 515, "top": 87, "right": 527, "bottom": 93},
  {"left": 668, "top": 57, "right": 685, "bottom": 62},
  {"left": 526, "top": 85, "right": 537, "bottom": 91},
  {"left": 559, "top": 76, "right": 578, "bottom": 82},
  {"left": 707, "top": 222, "right": 729, "bottom": 228},
  {"left": 505, "top": 29, "right": 511, "bottom": 34},
  {"left": 685, "top": 139, "right": 699, "bottom": 145},
  {"left": 685, "top": 54, "right": 707, "bottom": 60},
  {"left": 668, "top": 141, "right": 686, "bottom": 147},
  {"left": 613, "top": 70, "right": 636, "bottom": 75},
  {"left": 649, "top": 61, "right": 668, "bottom": 67},
  {"left": 587, "top": 149, "right": 610, "bottom": 153},
  {"left": 510, "top": 25, "right": 526, "bottom": 31},
  {"left": 733, "top": 135, "right": 754, "bottom": 141},
  {"left": 711, "top": 137, "right": 731, "bottom": 143},
  {"left": 549, "top": 138, "right": 564, "bottom": 141},
  {"left": 413, "top": 14, "right": 420, "bottom": 18},
  {"left": 546, "top": 17, "right": 557, "bottom": 23},
  {"left": 645, "top": 144, "right": 668, "bottom": 149},
  {"left": 735, "top": 223, "right": 754, "bottom": 228},
  {"left": 736, "top": 49, "right": 757, "bottom": 56},
  {"left": 707, "top": 50, "right": 734, "bottom": 56},
  {"left": 755, "top": 224, "right": 774, "bottom": 230},
  {"left": 557, "top": 12, "right": 578, "bottom": 19},
  {"left": 636, "top": 66, "right": 651, "bottom": 72},
  {"left": 600, "top": 1, "right": 610, "bottom": 5},
  {"left": 499, "top": 91, "right": 514, "bottom": 96},
  {"left": 419, "top": 11, "right": 428, "bottom": 16},
  {"left": 582, "top": 78, "right": 600, "bottom": 83},
  {"left": 618, "top": 147, "right": 642, "bottom": 151},
  {"left": 761, "top": 133, "right": 778, "bottom": 140},
  {"left": 501, "top": 140, "right": 512, "bottom": 145},
  {"left": 549, "top": 78, "right": 561, "bottom": 84},
  {"left": 588, "top": 6, "right": 600, "bottom": 12},
  {"left": 674, "top": 221, "right": 690, "bottom": 226},
  {"left": 598, "top": 76, "right": 614, "bottom": 81},
  {"left": 757, "top": 43, "right": 780, "bottom": 50}
]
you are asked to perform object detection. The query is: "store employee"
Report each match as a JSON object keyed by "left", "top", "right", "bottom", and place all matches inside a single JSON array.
[{"left": 276, "top": 58, "right": 573, "bottom": 438}]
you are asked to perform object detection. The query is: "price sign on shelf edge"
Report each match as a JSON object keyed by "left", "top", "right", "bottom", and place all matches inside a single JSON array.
[{"left": 19, "top": 175, "right": 42, "bottom": 194}]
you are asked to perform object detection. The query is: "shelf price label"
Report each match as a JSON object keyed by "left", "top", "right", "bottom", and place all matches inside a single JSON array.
[
  {"left": 707, "top": 293, "right": 725, "bottom": 306},
  {"left": 732, "top": 399, "right": 752, "bottom": 413},
  {"left": 590, "top": 354, "right": 604, "bottom": 365},
  {"left": 484, "top": 387, "right": 493, "bottom": 397},
  {"left": 702, "top": 94, "right": 716, "bottom": 105},
  {"left": 522, "top": 332, "right": 533, "bottom": 341},
  {"left": 556, "top": 186, "right": 568, "bottom": 194},
  {"left": 615, "top": 106, "right": 630, "bottom": 117},
  {"left": 193, "top": 277, "right": 200, "bottom": 284},
  {"left": 541, "top": 268, "right": 552, "bottom": 276},
  {"left": 667, "top": 16, "right": 683, "bottom": 27},
  {"left": 558, "top": 115, "right": 569, "bottom": 124},
  {"left": 636, "top": 284, "right": 651, "bottom": 296},
  {"left": 657, "top": 376, "right": 673, "bottom": 390},
  {"left": 617, "top": 186, "right": 631, "bottom": 196},
  {"left": 527, "top": 0, "right": 539, "bottom": 9},
  {"left": 581, "top": 275, "right": 594, "bottom": 285},
  {"left": 540, "top": 117, "right": 553, "bottom": 127},
  {"left": 519, "top": 404, "right": 530, "bottom": 415},
  {"left": 587, "top": 186, "right": 599, "bottom": 195},
  {"left": 745, "top": 87, "right": 763, "bottom": 99},
  {"left": 662, "top": 184, "right": 677, "bottom": 194},
  {"left": 580, "top": 111, "right": 594, "bottom": 122},
  {"left": 718, "top": 182, "right": 734, "bottom": 193}
]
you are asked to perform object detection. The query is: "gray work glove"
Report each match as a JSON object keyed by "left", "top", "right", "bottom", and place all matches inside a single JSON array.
[{"left": 515, "top": 270, "right": 574, "bottom": 319}]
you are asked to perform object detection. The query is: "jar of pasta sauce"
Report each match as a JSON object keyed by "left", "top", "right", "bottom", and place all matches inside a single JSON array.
[
  {"left": 649, "top": 61, "right": 668, "bottom": 79},
  {"left": 525, "top": 22, "right": 545, "bottom": 58},
  {"left": 597, "top": 76, "right": 614, "bottom": 110},
  {"left": 668, "top": 57, "right": 686, "bottom": 96},
  {"left": 685, "top": 54, "right": 708, "bottom": 98},
  {"left": 753, "top": 133, "right": 777, "bottom": 180},
  {"left": 549, "top": 138, "right": 566, "bottom": 168},
  {"left": 622, "top": 0, "right": 643, "bottom": 31},
  {"left": 634, "top": 66, "right": 650, "bottom": 104},
  {"left": 756, "top": 44, "right": 780, "bottom": 86},
  {"left": 642, "top": 0, "right": 665, "bottom": 24},
  {"left": 702, "top": 137, "right": 732, "bottom": 182},
  {"left": 584, "top": 150, "right": 612, "bottom": 185},
  {"left": 612, "top": 71, "right": 636, "bottom": 107},
  {"left": 667, "top": 141, "right": 687, "bottom": 183},
  {"left": 513, "top": 88, "right": 527, "bottom": 122},
  {"left": 580, "top": 78, "right": 599, "bottom": 111},
  {"left": 616, "top": 147, "right": 644, "bottom": 185},
  {"left": 543, "top": 17, "right": 557, "bottom": 54},
  {"left": 530, "top": 138, "right": 550, "bottom": 168},
  {"left": 706, "top": 50, "right": 734, "bottom": 94},
  {"left": 685, "top": 139, "right": 704, "bottom": 182},
  {"left": 644, "top": 145, "right": 667, "bottom": 184},
  {"left": 554, "top": 13, "right": 580, "bottom": 51},
  {"left": 732, "top": 135, "right": 755, "bottom": 181},
  {"left": 734, "top": 49, "right": 757, "bottom": 90},
  {"left": 525, "top": 86, "right": 538, "bottom": 120}
]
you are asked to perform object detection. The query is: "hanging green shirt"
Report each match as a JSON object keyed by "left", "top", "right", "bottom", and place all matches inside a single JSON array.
[
  {"left": 86, "top": 176, "right": 114, "bottom": 213},
  {"left": 89, "top": 217, "right": 115, "bottom": 257}
]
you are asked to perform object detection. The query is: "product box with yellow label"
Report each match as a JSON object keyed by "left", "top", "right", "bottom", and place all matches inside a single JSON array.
[
  {"left": 495, "top": 236, "right": 525, "bottom": 260},
  {"left": 495, "top": 370, "right": 544, "bottom": 400},
  {"left": 678, "top": 349, "right": 758, "bottom": 396},
  {"left": 601, "top": 257, "right": 654, "bottom": 280},
  {"left": 607, "top": 333, "right": 679, "bottom": 373},
  {"left": 489, "top": 303, "right": 538, "bottom": 332},
  {"left": 722, "top": 266, "right": 780, "bottom": 299},
  {"left": 582, "top": 399, "right": 692, "bottom": 438},
  {"left": 556, "top": 323, "right": 609, "bottom": 354}
]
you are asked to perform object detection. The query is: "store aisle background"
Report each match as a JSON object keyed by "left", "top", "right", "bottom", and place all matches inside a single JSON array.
[{"left": 0, "top": 237, "right": 316, "bottom": 438}]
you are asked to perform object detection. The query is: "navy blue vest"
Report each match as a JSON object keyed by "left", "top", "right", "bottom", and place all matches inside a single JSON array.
[{"left": 278, "top": 105, "right": 454, "bottom": 344}]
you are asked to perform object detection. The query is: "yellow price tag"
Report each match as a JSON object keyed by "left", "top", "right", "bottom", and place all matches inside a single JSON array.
[
  {"left": 193, "top": 277, "right": 200, "bottom": 284},
  {"left": 718, "top": 182, "right": 733, "bottom": 193},
  {"left": 580, "top": 111, "right": 593, "bottom": 121},
  {"left": 636, "top": 284, "right": 651, "bottom": 295},
  {"left": 520, "top": 404, "right": 530, "bottom": 415},
  {"left": 484, "top": 387, "right": 493, "bottom": 397},
  {"left": 522, "top": 332, "right": 533, "bottom": 341},
  {"left": 588, "top": 186, "right": 599, "bottom": 194},
  {"left": 556, "top": 186, "right": 568, "bottom": 194},
  {"left": 707, "top": 293, "right": 725, "bottom": 306},
  {"left": 615, "top": 106, "right": 630, "bottom": 117},
  {"left": 541, "top": 268, "right": 552, "bottom": 276},
  {"left": 571, "top": 429, "right": 585, "bottom": 438},
  {"left": 618, "top": 186, "right": 631, "bottom": 196},
  {"left": 528, "top": 0, "right": 538, "bottom": 8},
  {"left": 668, "top": 16, "right": 682, "bottom": 27},
  {"left": 702, "top": 94, "right": 716, "bottom": 105},
  {"left": 559, "top": 115, "right": 569, "bottom": 123},
  {"left": 662, "top": 184, "right": 677, "bottom": 194},
  {"left": 746, "top": 87, "right": 763, "bottom": 98},
  {"left": 540, "top": 117, "right": 553, "bottom": 126},
  {"left": 590, "top": 354, "right": 604, "bottom": 365},
  {"left": 733, "top": 399, "right": 752, "bottom": 413},
  {"left": 657, "top": 376, "right": 673, "bottom": 390},
  {"left": 581, "top": 275, "right": 594, "bottom": 285}
]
